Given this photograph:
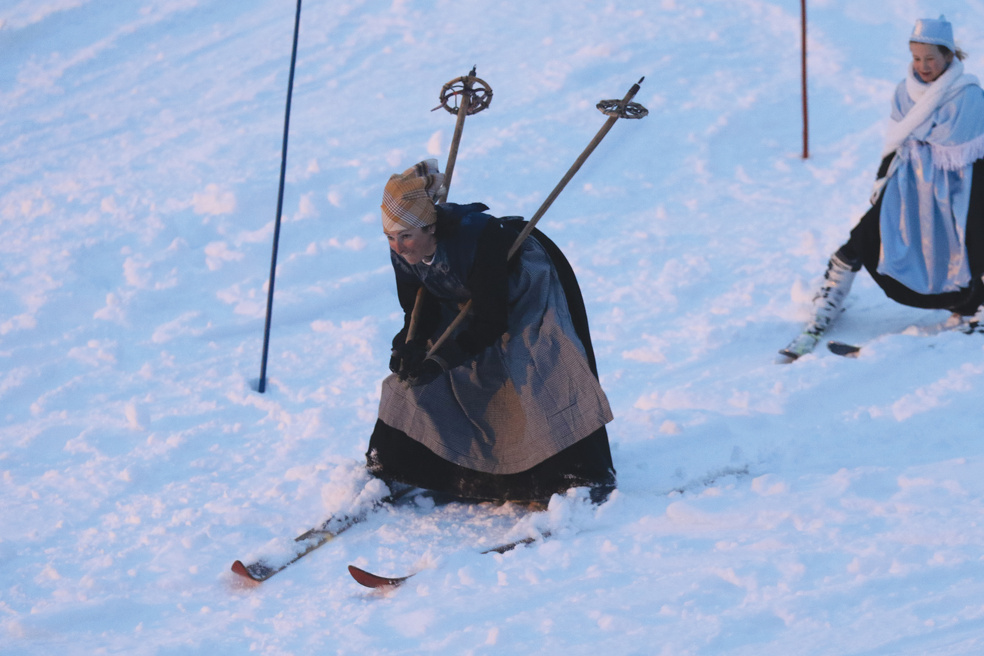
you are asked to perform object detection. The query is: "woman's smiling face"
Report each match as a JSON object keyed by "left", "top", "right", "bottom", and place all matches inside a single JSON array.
[
  {"left": 910, "top": 42, "right": 953, "bottom": 83},
  {"left": 385, "top": 224, "right": 437, "bottom": 264}
]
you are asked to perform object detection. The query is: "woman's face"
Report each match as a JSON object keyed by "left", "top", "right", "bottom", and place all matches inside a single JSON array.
[
  {"left": 385, "top": 224, "right": 437, "bottom": 264},
  {"left": 910, "top": 42, "right": 953, "bottom": 83}
]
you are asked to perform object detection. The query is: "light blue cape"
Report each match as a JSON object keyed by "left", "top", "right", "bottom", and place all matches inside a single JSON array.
[{"left": 877, "top": 64, "right": 984, "bottom": 294}]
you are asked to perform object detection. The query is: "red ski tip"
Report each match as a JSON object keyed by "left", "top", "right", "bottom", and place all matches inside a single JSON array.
[
  {"left": 231, "top": 560, "right": 260, "bottom": 582},
  {"left": 348, "top": 564, "right": 413, "bottom": 589}
]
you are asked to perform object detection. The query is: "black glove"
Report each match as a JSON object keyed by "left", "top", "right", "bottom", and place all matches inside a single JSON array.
[
  {"left": 405, "top": 357, "right": 444, "bottom": 387},
  {"left": 390, "top": 339, "right": 428, "bottom": 379}
]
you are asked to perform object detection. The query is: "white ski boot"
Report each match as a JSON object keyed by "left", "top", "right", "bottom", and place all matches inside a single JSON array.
[{"left": 780, "top": 253, "right": 857, "bottom": 360}]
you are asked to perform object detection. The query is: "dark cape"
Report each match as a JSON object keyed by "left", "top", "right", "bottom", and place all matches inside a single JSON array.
[{"left": 367, "top": 203, "right": 615, "bottom": 502}]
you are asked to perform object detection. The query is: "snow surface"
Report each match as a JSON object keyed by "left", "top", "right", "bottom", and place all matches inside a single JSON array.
[{"left": 4, "top": 0, "right": 984, "bottom": 654}]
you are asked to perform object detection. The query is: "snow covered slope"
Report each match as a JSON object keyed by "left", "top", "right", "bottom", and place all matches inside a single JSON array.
[{"left": 3, "top": 0, "right": 984, "bottom": 654}]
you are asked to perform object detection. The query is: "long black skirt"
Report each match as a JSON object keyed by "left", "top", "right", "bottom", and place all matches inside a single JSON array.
[{"left": 367, "top": 419, "right": 615, "bottom": 502}]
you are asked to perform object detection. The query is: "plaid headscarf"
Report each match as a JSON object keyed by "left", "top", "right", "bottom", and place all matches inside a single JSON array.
[{"left": 381, "top": 159, "right": 445, "bottom": 232}]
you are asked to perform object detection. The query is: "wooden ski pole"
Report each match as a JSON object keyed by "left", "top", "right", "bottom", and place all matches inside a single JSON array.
[
  {"left": 426, "top": 77, "right": 647, "bottom": 358},
  {"left": 405, "top": 70, "right": 493, "bottom": 342},
  {"left": 436, "top": 67, "right": 491, "bottom": 203}
]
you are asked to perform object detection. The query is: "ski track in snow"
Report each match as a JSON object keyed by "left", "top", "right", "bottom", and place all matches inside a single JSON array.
[{"left": 3, "top": 0, "right": 984, "bottom": 654}]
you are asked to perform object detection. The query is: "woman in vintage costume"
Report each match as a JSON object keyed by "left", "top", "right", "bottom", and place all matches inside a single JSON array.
[
  {"left": 782, "top": 16, "right": 984, "bottom": 359},
  {"left": 365, "top": 160, "right": 615, "bottom": 502}
]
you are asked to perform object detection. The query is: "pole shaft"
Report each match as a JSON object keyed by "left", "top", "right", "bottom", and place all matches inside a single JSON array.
[
  {"left": 508, "top": 79, "right": 642, "bottom": 260},
  {"left": 438, "top": 77, "right": 473, "bottom": 204},
  {"left": 258, "top": 0, "right": 302, "bottom": 393},
  {"left": 801, "top": 0, "right": 809, "bottom": 159},
  {"left": 508, "top": 116, "right": 618, "bottom": 260},
  {"left": 408, "top": 74, "right": 476, "bottom": 343}
]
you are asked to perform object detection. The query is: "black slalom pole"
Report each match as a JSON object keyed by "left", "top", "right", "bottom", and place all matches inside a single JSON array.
[
  {"left": 258, "top": 0, "right": 302, "bottom": 394},
  {"left": 800, "top": 0, "right": 809, "bottom": 159}
]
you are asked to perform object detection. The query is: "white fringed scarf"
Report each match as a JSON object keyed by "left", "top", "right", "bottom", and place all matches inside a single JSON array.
[
  {"left": 881, "top": 60, "right": 971, "bottom": 156},
  {"left": 872, "top": 60, "right": 983, "bottom": 202}
]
